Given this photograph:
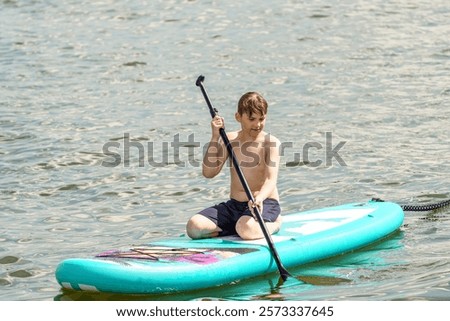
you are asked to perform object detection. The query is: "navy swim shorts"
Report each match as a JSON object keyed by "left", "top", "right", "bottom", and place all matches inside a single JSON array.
[{"left": 198, "top": 198, "right": 281, "bottom": 236}]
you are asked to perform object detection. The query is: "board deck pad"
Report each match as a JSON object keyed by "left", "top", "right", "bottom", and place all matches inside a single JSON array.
[
  {"left": 55, "top": 200, "right": 404, "bottom": 294},
  {"left": 96, "top": 246, "right": 257, "bottom": 265}
]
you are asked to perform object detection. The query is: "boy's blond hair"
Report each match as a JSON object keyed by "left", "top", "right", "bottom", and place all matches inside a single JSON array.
[{"left": 237, "top": 92, "right": 268, "bottom": 116}]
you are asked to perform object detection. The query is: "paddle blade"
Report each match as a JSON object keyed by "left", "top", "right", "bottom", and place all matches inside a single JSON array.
[
  {"left": 276, "top": 273, "right": 351, "bottom": 287},
  {"left": 295, "top": 275, "right": 352, "bottom": 286}
]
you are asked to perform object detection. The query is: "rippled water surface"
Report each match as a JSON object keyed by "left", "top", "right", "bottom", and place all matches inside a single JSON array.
[{"left": 1, "top": 0, "right": 449, "bottom": 301}]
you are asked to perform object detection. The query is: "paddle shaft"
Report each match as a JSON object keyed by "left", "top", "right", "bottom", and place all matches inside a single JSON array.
[{"left": 196, "top": 75, "right": 290, "bottom": 280}]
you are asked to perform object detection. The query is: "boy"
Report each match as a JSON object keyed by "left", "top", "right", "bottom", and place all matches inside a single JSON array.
[{"left": 186, "top": 92, "right": 282, "bottom": 240}]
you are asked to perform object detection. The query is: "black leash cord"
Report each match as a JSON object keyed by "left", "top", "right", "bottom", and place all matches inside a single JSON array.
[{"left": 372, "top": 197, "right": 450, "bottom": 212}]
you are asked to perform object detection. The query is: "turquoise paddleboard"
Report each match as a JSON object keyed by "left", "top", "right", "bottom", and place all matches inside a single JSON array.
[{"left": 55, "top": 200, "right": 404, "bottom": 294}]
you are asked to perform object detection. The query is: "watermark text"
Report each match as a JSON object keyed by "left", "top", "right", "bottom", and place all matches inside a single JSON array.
[{"left": 101, "top": 132, "right": 347, "bottom": 168}]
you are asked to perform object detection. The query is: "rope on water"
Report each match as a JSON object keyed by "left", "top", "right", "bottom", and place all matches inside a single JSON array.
[{"left": 371, "top": 197, "right": 450, "bottom": 212}]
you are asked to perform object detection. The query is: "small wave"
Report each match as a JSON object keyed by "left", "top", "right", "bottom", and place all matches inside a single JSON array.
[
  {"left": 0, "top": 256, "right": 19, "bottom": 264},
  {"left": 9, "top": 270, "right": 33, "bottom": 278},
  {"left": 122, "top": 61, "right": 147, "bottom": 67}
]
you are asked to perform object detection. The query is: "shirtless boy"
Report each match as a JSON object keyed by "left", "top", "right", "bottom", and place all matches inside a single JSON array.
[{"left": 186, "top": 92, "right": 282, "bottom": 240}]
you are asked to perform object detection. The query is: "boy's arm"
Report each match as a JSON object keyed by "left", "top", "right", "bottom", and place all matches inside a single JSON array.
[{"left": 202, "top": 116, "right": 229, "bottom": 178}]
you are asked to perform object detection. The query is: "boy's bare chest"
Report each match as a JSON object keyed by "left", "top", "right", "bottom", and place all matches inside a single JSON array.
[{"left": 231, "top": 140, "right": 266, "bottom": 168}]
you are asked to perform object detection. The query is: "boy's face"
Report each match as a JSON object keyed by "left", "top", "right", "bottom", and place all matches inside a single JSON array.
[{"left": 235, "top": 111, "right": 266, "bottom": 137}]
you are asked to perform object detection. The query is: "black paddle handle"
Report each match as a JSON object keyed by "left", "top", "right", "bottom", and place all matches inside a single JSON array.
[{"left": 195, "top": 75, "right": 290, "bottom": 280}]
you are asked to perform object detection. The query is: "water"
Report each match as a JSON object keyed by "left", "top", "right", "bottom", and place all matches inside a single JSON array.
[{"left": 1, "top": 0, "right": 449, "bottom": 301}]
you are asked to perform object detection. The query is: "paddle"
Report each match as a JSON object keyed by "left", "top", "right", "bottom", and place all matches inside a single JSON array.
[{"left": 195, "top": 75, "right": 291, "bottom": 281}]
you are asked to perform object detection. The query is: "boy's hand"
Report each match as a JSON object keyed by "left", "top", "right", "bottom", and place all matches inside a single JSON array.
[
  {"left": 211, "top": 115, "right": 224, "bottom": 139},
  {"left": 249, "top": 197, "right": 263, "bottom": 220}
]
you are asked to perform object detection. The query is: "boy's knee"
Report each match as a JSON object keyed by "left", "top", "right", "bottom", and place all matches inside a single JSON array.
[
  {"left": 236, "top": 215, "right": 282, "bottom": 240},
  {"left": 186, "top": 217, "right": 201, "bottom": 239},
  {"left": 186, "top": 215, "right": 219, "bottom": 239},
  {"left": 235, "top": 216, "right": 260, "bottom": 240}
]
